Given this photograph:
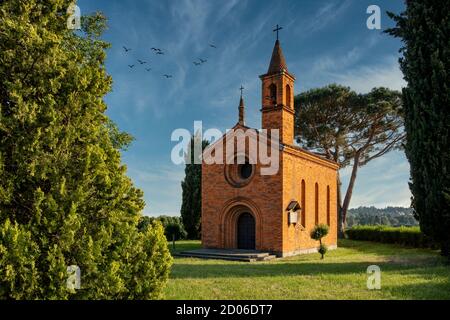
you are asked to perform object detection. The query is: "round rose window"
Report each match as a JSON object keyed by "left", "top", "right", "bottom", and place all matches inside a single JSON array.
[{"left": 225, "top": 160, "right": 255, "bottom": 188}]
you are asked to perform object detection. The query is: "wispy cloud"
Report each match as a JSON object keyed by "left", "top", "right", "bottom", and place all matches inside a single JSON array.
[
  {"left": 310, "top": 0, "right": 352, "bottom": 32},
  {"left": 293, "top": 0, "right": 352, "bottom": 36},
  {"left": 310, "top": 46, "right": 363, "bottom": 75},
  {"left": 128, "top": 164, "right": 185, "bottom": 216},
  {"left": 341, "top": 151, "right": 411, "bottom": 208},
  {"left": 330, "top": 56, "right": 406, "bottom": 93},
  {"left": 296, "top": 33, "right": 405, "bottom": 93}
]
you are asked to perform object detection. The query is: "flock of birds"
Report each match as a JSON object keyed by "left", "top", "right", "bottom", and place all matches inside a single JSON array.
[{"left": 122, "top": 43, "right": 218, "bottom": 79}]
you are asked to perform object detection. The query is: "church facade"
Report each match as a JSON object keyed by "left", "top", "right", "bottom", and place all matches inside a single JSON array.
[{"left": 201, "top": 38, "right": 339, "bottom": 257}]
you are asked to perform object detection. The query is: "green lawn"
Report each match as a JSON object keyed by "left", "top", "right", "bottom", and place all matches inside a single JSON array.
[{"left": 164, "top": 239, "right": 450, "bottom": 300}]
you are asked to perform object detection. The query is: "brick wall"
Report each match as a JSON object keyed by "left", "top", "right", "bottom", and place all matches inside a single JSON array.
[{"left": 201, "top": 132, "right": 338, "bottom": 256}]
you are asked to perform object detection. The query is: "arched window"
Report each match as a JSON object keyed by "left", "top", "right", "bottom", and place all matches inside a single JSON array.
[
  {"left": 269, "top": 84, "right": 277, "bottom": 105},
  {"left": 301, "top": 180, "right": 306, "bottom": 227},
  {"left": 315, "top": 183, "right": 319, "bottom": 225},
  {"left": 327, "top": 185, "right": 331, "bottom": 226},
  {"left": 286, "top": 84, "right": 291, "bottom": 108}
]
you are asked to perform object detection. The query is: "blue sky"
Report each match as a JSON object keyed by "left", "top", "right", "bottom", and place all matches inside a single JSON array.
[{"left": 77, "top": 0, "right": 409, "bottom": 216}]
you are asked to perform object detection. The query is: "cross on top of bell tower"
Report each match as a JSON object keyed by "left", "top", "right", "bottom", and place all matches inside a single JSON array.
[
  {"left": 238, "top": 85, "right": 245, "bottom": 125},
  {"left": 266, "top": 26, "right": 288, "bottom": 75},
  {"left": 273, "top": 24, "right": 283, "bottom": 40},
  {"left": 259, "top": 25, "right": 296, "bottom": 144}
]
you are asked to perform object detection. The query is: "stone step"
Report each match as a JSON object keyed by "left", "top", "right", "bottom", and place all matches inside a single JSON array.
[
  {"left": 174, "top": 249, "right": 277, "bottom": 262},
  {"left": 180, "top": 249, "right": 270, "bottom": 259},
  {"left": 174, "top": 252, "right": 257, "bottom": 262}
]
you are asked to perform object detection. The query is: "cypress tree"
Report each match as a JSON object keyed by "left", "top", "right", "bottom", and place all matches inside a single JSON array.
[
  {"left": 0, "top": 1, "right": 172, "bottom": 298},
  {"left": 180, "top": 136, "right": 209, "bottom": 239},
  {"left": 386, "top": 1, "right": 450, "bottom": 256}
]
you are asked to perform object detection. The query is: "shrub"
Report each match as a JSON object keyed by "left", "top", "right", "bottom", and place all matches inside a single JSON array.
[
  {"left": 311, "top": 224, "right": 329, "bottom": 241},
  {"left": 345, "top": 225, "right": 437, "bottom": 248},
  {"left": 0, "top": 2, "right": 172, "bottom": 299},
  {"left": 139, "top": 216, "right": 187, "bottom": 241},
  {"left": 310, "top": 224, "right": 330, "bottom": 259}
]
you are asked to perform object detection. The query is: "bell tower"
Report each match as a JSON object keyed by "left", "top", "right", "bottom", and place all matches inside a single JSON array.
[{"left": 260, "top": 26, "right": 295, "bottom": 145}]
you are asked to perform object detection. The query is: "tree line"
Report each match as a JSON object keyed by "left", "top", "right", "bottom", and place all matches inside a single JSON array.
[{"left": 347, "top": 206, "right": 418, "bottom": 228}]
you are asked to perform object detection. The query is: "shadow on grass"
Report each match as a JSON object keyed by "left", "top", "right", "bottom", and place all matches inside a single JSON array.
[
  {"left": 169, "top": 241, "right": 201, "bottom": 254},
  {"left": 168, "top": 240, "right": 450, "bottom": 299},
  {"left": 170, "top": 260, "right": 445, "bottom": 279},
  {"left": 171, "top": 239, "right": 442, "bottom": 258}
]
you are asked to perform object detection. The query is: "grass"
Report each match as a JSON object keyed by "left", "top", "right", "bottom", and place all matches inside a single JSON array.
[{"left": 164, "top": 239, "right": 450, "bottom": 300}]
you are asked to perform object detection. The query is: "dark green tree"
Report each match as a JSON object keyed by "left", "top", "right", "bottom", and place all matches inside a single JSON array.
[
  {"left": 139, "top": 215, "right": 187, "bottom": 240},
  {"left": 0, "top": 1, "right": 172, "bottom": 299},
  {"left": 166, "top": 222, "right": 186, "bottom": 250},
  {"left": 386, "top": 1, "right": 450, "bottom": 257},
  {"left": 295, "top": 85, "right": 404, "bottom": 235},
  {"left": 180, "top": 135, "right": 209, "bottom": 239}
]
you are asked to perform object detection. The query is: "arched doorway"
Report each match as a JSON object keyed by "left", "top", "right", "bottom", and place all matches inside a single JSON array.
[
  {"left": 237, "top": 212, "right": 256, "bottom": 250},
  {"left": 219, "top": 198, "right": 262, "bottom": 249}
]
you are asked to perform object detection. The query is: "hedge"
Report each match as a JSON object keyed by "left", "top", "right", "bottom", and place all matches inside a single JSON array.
[{"left": 345, "top": 225, "right": 437, "bottom": 248}]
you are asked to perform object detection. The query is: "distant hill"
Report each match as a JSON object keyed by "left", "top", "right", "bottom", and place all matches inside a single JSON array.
[{"left": 347, "top": 206, "right": 418, "bottom": 227}]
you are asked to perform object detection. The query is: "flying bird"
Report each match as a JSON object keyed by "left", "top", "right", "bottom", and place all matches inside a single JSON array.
[
  {"left": 145, "top": 68, "right": 152, "bottom": 72},
  {"left": 198, "top": 58, "right": 207, "bottom": 63},
  {"left": 137, "top": 59, "right": 147, "bottom": 65},
  {"left": 151, "top": 48, "right": 165, "bottom": 55},
  {"left": 193, "top": 61, "right": 201, "bottom": 66},
  {"left": 128, "top": 64, "right": 135, "bottom": 69},
  {"left": 209, "top": 44, "right": 217, "bottom": 48},
  {"left": 163, "top": 74, "right": 172, "bottom": 78},
  {"left": 123, "top": 46, "right": 131, "bottom": 52}
]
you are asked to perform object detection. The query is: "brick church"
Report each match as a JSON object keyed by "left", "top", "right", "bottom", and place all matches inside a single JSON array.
[{"left": 201, "top": 35, "right": 339, "bottom": 257}]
